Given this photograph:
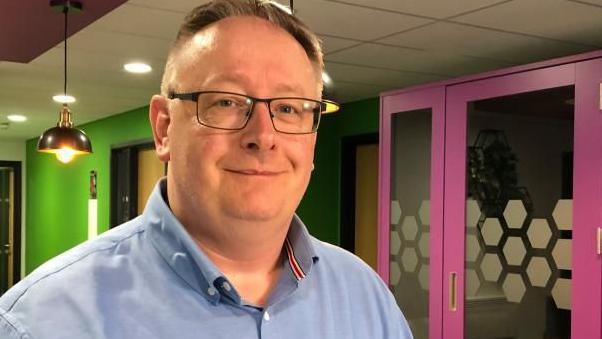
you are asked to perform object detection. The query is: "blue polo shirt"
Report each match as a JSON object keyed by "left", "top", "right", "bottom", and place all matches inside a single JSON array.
[{"left": 0, "top": 180, "right": 413, "bottom": 338}]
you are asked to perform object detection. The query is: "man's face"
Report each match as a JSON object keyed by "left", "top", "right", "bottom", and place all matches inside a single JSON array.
[{"left": 155, "top": 16, "right": 319, "bottom": 227}]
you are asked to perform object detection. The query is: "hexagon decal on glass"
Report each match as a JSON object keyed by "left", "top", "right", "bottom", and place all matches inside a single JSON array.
[
  {"left": 466, "top": 199, "right": 481, "bottom": 228},
  {"left": 418, "top": 232, "right": 429, "bottom": 258},
  {"left": 503, "top": 200, "right": 527, "bottom": 229},
  {"left": 401, "top": 216, "right": 419, "bottom": 241},
  {"left": 482, "top": 218, "right": 503, "bottom": 246},
  {"left": 401, "top": 248, "right": 419, "bottom": 272},
  {"left": 502, "top": 273, "right": 526, "bottom": 303},
  {"left": 465, "top": 269, "right": 480, "bottom": 297},
  {"left": 503, "top": 237, "right": 526, "bottom": 266},
  {"left": 390, "top": 231, "right": 401, "bottom": 255},
  {"left": 552, "top": 278, "right": 571, "bottom": 310},
  {"left": 390, "top": 200, "right": 402, "bottom": 225},
  {"left": 552, "top": 239, "right": 572, "bottom": 270},
  {"left": 466, "top": 234, "right": 481, "bottom": 262},
  {"left": 552, "top": 200, "right": 572, "bottom": 230},
  {"left": 527, "top": 218, "right": 552, "bottom": 249},
  {"left": 418, "top": 200, "right": 430, "bottom": 226},
  {"left": 526, "top": 257, "right": 552, "bottom": 288},
  {"left": 418, "top": 265, "right": 429, "bottom": 291},
  {"left": 481, "top": 253, "right": 502, "bottom": 282}
]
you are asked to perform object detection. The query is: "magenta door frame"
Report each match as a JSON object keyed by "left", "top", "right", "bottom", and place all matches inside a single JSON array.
[
  {"left": 573, "top": 58, "right": 602, "bottom": 339},
  {"left": 444, "top": 61, "right": 601, "bottom": 338},
  {"left": 379, "top": 86, "right": 445, "bottom": 339}
]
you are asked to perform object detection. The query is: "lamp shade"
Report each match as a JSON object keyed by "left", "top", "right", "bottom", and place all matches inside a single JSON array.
[
  {"left": 37, "top": 126, "right": 92, "bottom": 154},
  {"left": 37, "top": 104, "right": 92, "bottom": 163}
]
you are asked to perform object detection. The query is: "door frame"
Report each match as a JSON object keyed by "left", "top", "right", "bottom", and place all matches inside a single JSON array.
[
  {"left": 340, "top": 133, "right": 378, "bottom": 253},
  {"left": 378, "top": 86, "right": 446, "bottom": 339},
  {"left": 0, "top": 160, "right": 22, "bottom": 290},
  {"left": 444, "top": 61, "right": 601, "bottom": 338}
]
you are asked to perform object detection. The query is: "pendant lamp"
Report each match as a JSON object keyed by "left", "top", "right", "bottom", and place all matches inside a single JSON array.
[{"left": 37, "top": 0, "right": 92, "bottom": 164}]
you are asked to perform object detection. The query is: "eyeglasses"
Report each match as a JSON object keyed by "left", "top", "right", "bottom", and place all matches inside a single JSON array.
[{"left": 167, "top": 91, "right": 339, "bottom": 134}]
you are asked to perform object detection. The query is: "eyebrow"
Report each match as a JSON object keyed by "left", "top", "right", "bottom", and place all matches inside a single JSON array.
[{"left": 204, "top": 73, "right": 306, "bottom": 97}]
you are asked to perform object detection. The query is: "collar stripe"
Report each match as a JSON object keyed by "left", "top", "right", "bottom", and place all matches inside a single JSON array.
[{"left": 285, "top": 238, "right": 306, "bottom": 281}]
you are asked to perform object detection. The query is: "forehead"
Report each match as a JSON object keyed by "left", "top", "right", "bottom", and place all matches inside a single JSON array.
[{"left": 172, "top": 16, "right": 319, "bottom": 95}]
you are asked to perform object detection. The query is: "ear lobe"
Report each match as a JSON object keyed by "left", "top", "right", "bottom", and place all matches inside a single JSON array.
[{"left": 149, "top": 95, "right": 171, "bottom": 162}]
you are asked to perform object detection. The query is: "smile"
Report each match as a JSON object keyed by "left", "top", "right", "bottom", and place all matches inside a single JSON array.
[{"left": 224, "top": 169, "right": 284, "bottom": 176}]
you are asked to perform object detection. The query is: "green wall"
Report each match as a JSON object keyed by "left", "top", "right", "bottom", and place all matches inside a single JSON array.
[
  {"left": 297, "top": 97, "right": 380, "bottom": 245},
  {"left": 26, "top": 107, "right": 152, "bottom": 272},
  {"left": 25, "top": 97, "right": 380, "bottom": 273}
]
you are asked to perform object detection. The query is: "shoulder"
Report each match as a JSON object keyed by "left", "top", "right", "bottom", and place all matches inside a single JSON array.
[
  {"left": 311, "top": 237, "right": 379, "bottom": 276},
  {"left": 0, "top": 217, "right": 146, "bottom": 313}
]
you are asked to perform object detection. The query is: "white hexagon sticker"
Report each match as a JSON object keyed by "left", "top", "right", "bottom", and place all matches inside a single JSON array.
[
  {"left": 526, "top": 257, "right": 552, "bottom": 288},
  {"left": 401, "top": 248, "right": 419, "bottom": 273},
  {"left": 390, "top": 231, "right": 401, "bottom": 255},
  {"left": 482, "top": 218, "right": 503, "bottom": 246},
  {"left": 527, "top": 218, "right": 552, "bottom": 249},
  {"left": 466, "top": 234, "right": 481, "bottom": 263},
  {"left": 503, "top": 200, "right": 527, "bottom": 229},
  {"left": 466, "top": 199, "right": 481, "bottom": 228},
  {"left": 552, "top": 200, "right": 573, "bottom": 230},
  {"left": 502, "top": 273, "right": 526, "bottom": 303},
  {"left": 418, "top": 232, "right": 429, "bottom": 258},
  {"left": 552, "top": 239, "right": 572, "bottom": 270},
  {"left": 401, "top": 216, "right": 419, "bottom": 241},
  {"left": 390, "top": 200, "right": 402, "bottom": 225},
  {"left": 481, "top": 253, "right": 502, "bottom": 282},
  {"left": 390, "top": 261, "right": 401, "bottom": 286},
  {"left": 418, "top": 200, "right": 430, "bottom": 226},
  {"left": 552, "top": 278, "right": 571, "bottom": 310},
  {"left": 418, "top": 265, "right": 429, "bottom": 291},
  {"left": 465, "top": 269, "right": 480, "bottom": 297},
  {"left": 503, "top": 237, "right": 526, "bottom": 266}
]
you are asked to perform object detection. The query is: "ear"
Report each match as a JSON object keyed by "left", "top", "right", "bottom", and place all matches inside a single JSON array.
[{"left": 149, "top": 95, "right": 171, "bottom": 162}]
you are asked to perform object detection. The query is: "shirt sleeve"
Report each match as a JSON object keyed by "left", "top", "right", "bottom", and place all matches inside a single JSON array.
[{"left": 0, "top": 310, "right": 32, "bottom": 339}]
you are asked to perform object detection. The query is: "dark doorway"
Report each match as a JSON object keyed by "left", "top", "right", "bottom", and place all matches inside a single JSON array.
[
  {"left": 110, "top": 141, "right": 166, "bottom": 228},
  {"left": 0, "top": 161, "right": 21, "bottom": 295},
  {"left": 340, "top": 133, "right": 379, "bottom": 270}
]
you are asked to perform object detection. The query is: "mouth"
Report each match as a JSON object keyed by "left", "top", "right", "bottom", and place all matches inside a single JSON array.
[{"left": 224, "top": 169, "right": 284, "bottom": 176}]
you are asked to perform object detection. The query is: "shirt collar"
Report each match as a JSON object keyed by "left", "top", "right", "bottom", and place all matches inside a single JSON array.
[{"left": 143, "top": 179, "right": 319, "bottom": 305}]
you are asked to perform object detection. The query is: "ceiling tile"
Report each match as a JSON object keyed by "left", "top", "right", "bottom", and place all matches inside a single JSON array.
[
  {"left": 325, "top": 0, "right": 510, "bottom": 18},
  {"left": 295, "top": 0, "right": 432, "bottom": 40},
  {"left": 325, "top": 61, "right": 444, "bottom": 89},
  {"left": 327, "top": 81, "right": 389, "bottom": 103},
  {"left": 327, "top": 43, "right": 513, "bottom": 77},
  {"left": 452, "top": 0, "right": 602, "bottom": 46},
  {"left": 68, "top": 29, "right": 172, "bottom": 62},
  {"left": 378, "top": 22, "right": 594, "bottom": 64},
  {"left": 320, "top": 35, "right": 361, "bottom": 54},
  {"left": 92, "top": 3, "right": 186, "bottom": 40}
]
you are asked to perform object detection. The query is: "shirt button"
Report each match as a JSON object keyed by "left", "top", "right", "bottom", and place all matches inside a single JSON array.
[
  {"left": 222, "top": 282, "right": 232, "bottom": 291},
  {"left": 263, "top": 311, "right": 270, "bottom": 321},
  {"left": 207, "top": 287, "right": 217, "bottom": 296}
]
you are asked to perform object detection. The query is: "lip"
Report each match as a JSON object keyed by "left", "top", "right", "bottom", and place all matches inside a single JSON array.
[{"left": 224, "top": 169, "right": 284, "bottom": 176}]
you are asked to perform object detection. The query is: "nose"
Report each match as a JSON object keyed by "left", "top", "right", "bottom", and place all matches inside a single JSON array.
[{"left": 240, "top": 101, "right": 276, "bottom": 151}]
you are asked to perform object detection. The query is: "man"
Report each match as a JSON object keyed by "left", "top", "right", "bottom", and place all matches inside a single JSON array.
[{"left": 0, "top": 1, "right": 413, "bottom": 338}]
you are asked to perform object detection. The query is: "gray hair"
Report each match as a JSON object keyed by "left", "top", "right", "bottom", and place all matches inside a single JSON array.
[{"left": 160, "top": 0, "right": 323, "bottom": 95}]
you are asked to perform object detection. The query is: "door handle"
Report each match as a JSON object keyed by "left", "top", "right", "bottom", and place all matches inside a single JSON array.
[
  {"left": 2, "top": 243, "right": 10, "bottom": 255},
  {"left": 449, "top": 272, "right": 457, "bottom": 311}
]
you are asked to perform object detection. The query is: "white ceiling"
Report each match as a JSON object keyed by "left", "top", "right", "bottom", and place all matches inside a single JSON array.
[{"left": 1, "top": 0, "right": 601, "bottom": 141}]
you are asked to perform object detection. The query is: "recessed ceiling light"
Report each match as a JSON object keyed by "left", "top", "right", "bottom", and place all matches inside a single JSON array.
[
  {"left": 322, "top": 71, "right": 333, "bottom": 86},
  {"left": 124, "top": 62, "right": 152, "bottom": 74},
  {"left": 53, "top": 94, "right": 76, "bottom": 103},
  {"left": 7, "top": 114, "right": 27, "bottom": 122}
]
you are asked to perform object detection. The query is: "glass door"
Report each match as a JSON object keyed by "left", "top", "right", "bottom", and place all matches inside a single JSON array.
[
  {"left": 379, "top": 86, "right": 445, "bottom": 339},
  {"left": 443, "top": 61, "right": 602, "bottom": 338}
]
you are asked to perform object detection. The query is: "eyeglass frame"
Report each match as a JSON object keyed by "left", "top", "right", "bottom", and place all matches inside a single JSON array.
[{"left": 167, "top": 90, "right": 338, "bottom": 134}]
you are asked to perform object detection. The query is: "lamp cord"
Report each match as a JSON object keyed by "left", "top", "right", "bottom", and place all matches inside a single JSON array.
[{"left": 63, "top": 4, "right": 68, "bottom": 96}]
